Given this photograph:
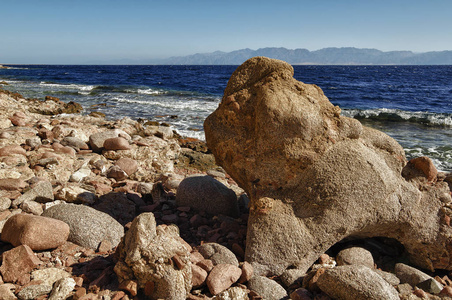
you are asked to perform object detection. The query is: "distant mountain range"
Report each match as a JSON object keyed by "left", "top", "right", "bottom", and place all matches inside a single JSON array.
[{"left": 150, "top": 47, "right": 452, "bottom": 65}]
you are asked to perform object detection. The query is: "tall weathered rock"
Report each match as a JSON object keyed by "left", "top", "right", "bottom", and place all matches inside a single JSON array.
[
  {"left": 204, "top": 56, "right": 452, "bottom": 276},
  {"left": 114, "top": 213, "right": 192, "bottom": 300}
]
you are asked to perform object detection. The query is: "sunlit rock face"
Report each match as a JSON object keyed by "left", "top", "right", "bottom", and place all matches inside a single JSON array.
[{"left": 204, "top": 56, "right": 452, "bottom": 276}]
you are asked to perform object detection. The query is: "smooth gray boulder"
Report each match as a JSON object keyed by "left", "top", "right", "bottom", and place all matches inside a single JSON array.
[
  {"left": 176, "top": 175, "right": 239, "bottom": 217},
  {"left": 42, "top": 203, "right": 124, "bottom": 249},
  {"left": 373, "top": 269, "right": 400, "bottom": 286},
  {"left": 247, "top": 275, "right": 288, "bottom": 300},
  {"left": 204, "top": 56, "right": 452, "bottom": 276},
  {"left": 198, "top": 243, "right": 239, "bottom": 267},
  {"left": 316, "top": 265, "right": 399, "bottom": 300},
  {"left": 336, "top": 247, "right": 374, "bottom": 269},
  {"left": 394, "top": 263, "right": 432, "bottom": 287}
]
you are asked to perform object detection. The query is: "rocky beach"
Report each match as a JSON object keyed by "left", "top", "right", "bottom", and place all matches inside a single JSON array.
[{"left": 1, "top": 57, "right": 452, "bottom": 300}]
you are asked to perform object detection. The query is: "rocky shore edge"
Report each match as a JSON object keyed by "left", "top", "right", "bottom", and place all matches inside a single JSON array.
[{"left": 0, "top": 85, "right": 452, "bottom": 300}]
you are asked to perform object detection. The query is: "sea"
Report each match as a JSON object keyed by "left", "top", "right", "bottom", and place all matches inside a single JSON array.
[{"left": 1, "top": 64, "right": 452, "bottom": 171}]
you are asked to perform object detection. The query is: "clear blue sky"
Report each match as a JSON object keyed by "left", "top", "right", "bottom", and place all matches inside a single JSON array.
[{"left": 1, "top": 0, "right": 451, "bottom": 64}]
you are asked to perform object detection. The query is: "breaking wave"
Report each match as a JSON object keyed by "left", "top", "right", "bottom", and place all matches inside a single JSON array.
[{"left": 342, "top": 108, "right": 452, "bottom": 127}]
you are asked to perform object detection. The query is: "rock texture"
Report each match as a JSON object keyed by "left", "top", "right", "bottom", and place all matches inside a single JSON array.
[
  {"left": 336, "top": 247, "right": 375, "bottom": 269},
  {"left": 394, "top": 263, "right": 433, "bottom": 287},
  {"left": 176, "top": 175, "right": 239, "bottom": 217},
  {"left": 206, "top": 264, "right": 242, "bottom": 295},
  {"left": 1, "top": 213, "right": 70, "bottom": 250},
  {"left": 247, "top": 275, "right": 288, "bottom": 300},
  {"left": 0, "top": 245, "right": 42, "bottom": 283},
  {"left": 204, "top": 56, "right": 452, "bottom": 276},
  {"left": 198, "top": 243, "right": 239, "bottom": 267},
  {"left": 114, "top": 212, "right": 192, "bottom": 300},
  {"left": 42, "top": 203, "right": 124, "bottom": 249},
  {"left": 316, "top": 265, "right": 399, "bottom": 300}
]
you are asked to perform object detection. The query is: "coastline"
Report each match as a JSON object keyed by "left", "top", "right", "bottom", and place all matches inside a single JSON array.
[
  {"left": 1, "top": 69, "right": 452, "bottom": 298},
  {"left": 2, "top": 64, "right": 452, "bottom": 171}
]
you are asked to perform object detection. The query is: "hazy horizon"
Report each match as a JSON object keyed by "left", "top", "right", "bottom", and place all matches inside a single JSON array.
[{"left": 1, "top": 0, "right": 452, "bottom": 64}]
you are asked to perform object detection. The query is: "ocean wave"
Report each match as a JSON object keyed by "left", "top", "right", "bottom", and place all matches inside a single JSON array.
[
  {"left": 39, "top": 82, "right": 95, "bottom": 92},
  {"left": 111, "top": 96, "right": 218, "bottom": 111},
  {"left": 124, "top": 88, "right": 167, "bottom": 95},
  {"left": 405, "top": 145, "right": 452, "bottom": 172},
  {"left": 342, "top": 108, "right": 452, "bottom": 127},
  {"left": 4, "top": 67, "right": 29, "bottom": 70}
]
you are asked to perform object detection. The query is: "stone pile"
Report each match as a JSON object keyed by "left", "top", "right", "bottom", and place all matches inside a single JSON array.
[{"left": 1, "top": 58, "right": 452, "bottom": 299}]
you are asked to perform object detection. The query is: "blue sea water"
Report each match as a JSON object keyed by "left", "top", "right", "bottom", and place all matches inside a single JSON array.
[{"left": 1, "top": 64, "right": 452, "bottom": 171}]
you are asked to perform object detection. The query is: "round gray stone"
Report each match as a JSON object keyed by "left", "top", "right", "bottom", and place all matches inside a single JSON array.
[
  {"left": 317, "top": 265, "right": 399, "bottom": 300},
  {"left": 42, "top": 203, "right": 124, "bottom": 249},
  {"left": 394, "top": 263, "right": 432, "bottom": 287},
  {"left": 176, "top": 175, "right": 239, "bottom": 217},
  {"left": 198, "top": 243, "right": 239, "bottom": 267},
  {"left": 336, "top": 247, "right": 374, "bottom": 268},
  {"left": 247, "top": 275, "right": 288, "bottom": 300}
]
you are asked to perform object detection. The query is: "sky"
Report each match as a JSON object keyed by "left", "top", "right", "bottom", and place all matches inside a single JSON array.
[{"left": 1, "top": 0, "right": 452, "bottom": 64}]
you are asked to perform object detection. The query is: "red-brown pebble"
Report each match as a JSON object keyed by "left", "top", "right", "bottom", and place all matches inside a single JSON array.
[
  {"left": 1, "top": 214, "right": 70, "bottom": 251},
  {"left": 119, "top": 280, "right": 138, "bottom": 296},
  {"left": 206, "top": 264, "right": 242, "bottom": 295},
  {"left": 0, "top": 178, "right": 27, "bottom": 191},
  {"left": 0, "top": 145, "right": 26, "bottom": 156},
  {"left": 319, "top": 254, "right": 331, "bottom": 264},
  {"left": 239, "top": 261, "right": 254, "bottom": 283},
  {"left": 192, "top": 264, "right": 208, "bottom": 288},
  {"left": 413, "top": 288, "right": 429, "bottom": 298},
  {"left": 52, "top": 143, "right": 76, "bottom": 156},
  {"left": 410, "top": 156, "right": 438, "bottom": 182},
  {"left": 290, "top": 288, "right": 314, "bottom": 300},
  {"left": 98, "top": 239, "right": 113, "bottom": 253},
  {"left": 103, "top": 137, "right": 131, "bottom": 151},
  {"left": 0, "top": 245, "right": 42, "bottom": 283},
  {"left": 115, "top": 157, "right": 138, "bottom": 176},
  {"left": 74, "top": 287, "right": 87, "bottom": 300},
  {"left": 190, "top": 251, "right": 205, "bottom": 264},
  {"left": 197, "top": 259, "right": 214, "bottom": 272},
  {"left": 440, "top": 286, "right": 452, "bottom": 297}
]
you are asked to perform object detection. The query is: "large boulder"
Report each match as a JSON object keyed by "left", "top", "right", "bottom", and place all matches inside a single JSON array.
[
  {"left": 1, "top": 213, "right": 70, "bottom": 250},
  {"left": 176, "top": 175, "right": 239, "bottom": 217},
  {"left": 204, "top": 56, "right": 452, "bottom": 276},
  {"left": 42, "top": 203, "right": 124, "bottom": 249},
  {"left": 114, "top": 213, "right": 192, "bottom": 300},
  {"left": 316, "top": 265, "right": 399, "bottom": 300}
]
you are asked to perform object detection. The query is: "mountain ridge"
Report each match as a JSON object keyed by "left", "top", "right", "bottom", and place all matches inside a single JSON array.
[{"left": 154, "top": 47, "right": 452, "bottom": 65}]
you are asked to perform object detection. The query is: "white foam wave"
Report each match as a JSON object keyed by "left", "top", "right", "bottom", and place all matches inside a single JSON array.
[
  {"left": 123, "top": 88, "right": 167, "bottom": 95},
  {"left": 39, "top": 82, "right": 95, "bottom": 92},
  {"left": 404, "top": 145, "right": 452, "bottom": 172},
  {"left": 111, "top": 96, "right": 218, "bottom": 111},
  {"left": 136, "top": 88, "right": 166, "bottom": 95},
  {"left": 342, "top": 108, "right": 452, "bottom": 126},
  {"left": 0, "top": 79, "right": 23, "bottom": 84},
  {"left": 177, "top": 129, "right": 205, "bottom": 140},
  {"left": 5, "top": 67, "right": 29, "bottom": 70}
]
